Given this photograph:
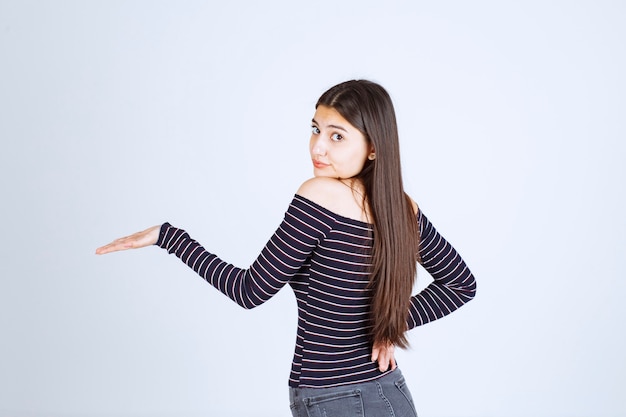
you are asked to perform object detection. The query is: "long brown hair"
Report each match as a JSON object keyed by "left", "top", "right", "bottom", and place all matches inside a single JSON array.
[{"left": 316, "top": 80, "right": 420, "bottom": 348}]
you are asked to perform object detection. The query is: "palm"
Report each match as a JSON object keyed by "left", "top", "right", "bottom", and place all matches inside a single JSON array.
[{"left": 95, "top": 225, "right": 160, "bottom": 255}]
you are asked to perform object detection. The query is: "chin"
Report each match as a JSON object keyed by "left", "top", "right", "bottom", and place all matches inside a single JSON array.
[{"left": 313, "top": 168, "right": 329, "bottom": 177}]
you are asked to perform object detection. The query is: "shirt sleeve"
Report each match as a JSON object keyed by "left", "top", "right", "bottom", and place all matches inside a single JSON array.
[
  {"left": 407, "top": 210, "right": 477, "bottom": 329},
  {"left": 155, "top": 196, "right": 332, "bottom": 309}
]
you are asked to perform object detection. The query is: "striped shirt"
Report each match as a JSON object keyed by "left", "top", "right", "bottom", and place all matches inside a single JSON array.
[{"left": 156, "top": 194, "right": 476, "bottom": 388}]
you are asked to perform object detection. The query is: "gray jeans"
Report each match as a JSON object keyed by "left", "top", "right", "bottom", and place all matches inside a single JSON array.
[{"left": 289, "top": 368, "right": 418, "bottom": 417}]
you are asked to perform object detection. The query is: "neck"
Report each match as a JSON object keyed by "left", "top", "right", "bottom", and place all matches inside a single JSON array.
[{"left": 339, "top": 178, "right": 370, "bottom": 222}]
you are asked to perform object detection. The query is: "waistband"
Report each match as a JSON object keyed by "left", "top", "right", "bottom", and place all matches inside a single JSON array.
[{"left": 289, "top": 367, "right": 404, "bottom": 396}]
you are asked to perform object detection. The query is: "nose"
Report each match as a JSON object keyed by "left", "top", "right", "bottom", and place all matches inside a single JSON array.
[{"left": 310, "top": 136, "right": 327, "bottom": 157}]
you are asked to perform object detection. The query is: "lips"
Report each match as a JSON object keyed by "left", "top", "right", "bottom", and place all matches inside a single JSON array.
[{"left": 312, "top": 160, "right": 329, "bottom": 169}]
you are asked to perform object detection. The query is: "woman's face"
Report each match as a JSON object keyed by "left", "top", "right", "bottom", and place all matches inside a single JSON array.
[{"left": 310, "top": 105, "right": 373, "bottom": 179}]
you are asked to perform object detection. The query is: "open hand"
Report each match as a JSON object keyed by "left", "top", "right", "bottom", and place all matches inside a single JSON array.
[
  {"left": 95, "top": 225, "right": 160, "bottom": 255},
  {"left": 371, "top": 341, "right": 397, "bottom": 372}
]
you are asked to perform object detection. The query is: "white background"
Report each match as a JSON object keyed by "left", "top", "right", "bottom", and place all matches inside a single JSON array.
[{"left": 1, "top": 1, "right": 624, "bottom": 416}]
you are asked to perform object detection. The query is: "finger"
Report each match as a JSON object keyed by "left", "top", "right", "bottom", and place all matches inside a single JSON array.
[
  {"left": 95, "top": 238, "right": 135, "bottom": 254},
  {"left": 388, "top": 345, "right": 396, "bottom": 370},
  {"left": 378, "top": 357, "right": 388, "bottom": 372},
  {"left": 371, "top": 346, "right": 379, "bottom": 363},
  {"left": 376, "top": 347, "right": 388, "bottom": 372},
  {"left": 95, "top": 243, "right": 115, "bottom": 255},
  {"left": 95, "top": 242, "right": 126, "bottom": 255}
]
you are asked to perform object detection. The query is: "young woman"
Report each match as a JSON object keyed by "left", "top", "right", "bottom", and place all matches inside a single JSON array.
[{"left": 96, "top": 80, "right": 477, "bottom": 417}]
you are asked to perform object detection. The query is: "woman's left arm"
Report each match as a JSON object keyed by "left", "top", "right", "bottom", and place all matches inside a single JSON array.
[{"left": 406, "top": 210, "right": 477, "bottom": 329}]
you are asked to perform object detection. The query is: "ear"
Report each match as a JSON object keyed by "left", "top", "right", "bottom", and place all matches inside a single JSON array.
[{"left": 368, "top": 146, "right": 376, "bottom": 161}]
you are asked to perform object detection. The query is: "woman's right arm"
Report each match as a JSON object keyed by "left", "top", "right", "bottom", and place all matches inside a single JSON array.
[{"left": 96, "top": 196, "right": 333, "bottom": 309}]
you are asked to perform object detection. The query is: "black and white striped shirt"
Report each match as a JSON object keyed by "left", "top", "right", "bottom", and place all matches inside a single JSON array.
[{"left": 156, "top": 194, "right": 476, "bottom": 388}]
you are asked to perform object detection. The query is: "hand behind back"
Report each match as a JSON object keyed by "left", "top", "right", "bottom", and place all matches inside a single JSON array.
[{"left": 371, "top": 341, "right": 397, "bottom": 372}]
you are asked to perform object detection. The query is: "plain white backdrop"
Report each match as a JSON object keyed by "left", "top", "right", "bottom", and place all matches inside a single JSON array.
[{"left": 1, "top": 1, "right": 624, "bottom": 416}]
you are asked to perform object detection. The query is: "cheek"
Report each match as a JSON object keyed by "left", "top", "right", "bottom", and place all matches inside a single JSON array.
[
  {"left": 353, "top": 159, "right": 367, "bottom": 174},
  {"left": 351, "top": 149, "right": 369, "bottom": 167},
  {"left": 340, "top": 152, "right": 368, "bottom": 175}
]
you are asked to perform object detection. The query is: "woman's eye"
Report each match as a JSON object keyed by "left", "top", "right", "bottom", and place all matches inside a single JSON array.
[
  {"left": 331, "top": 133, "right": 343, "bottom": 142},
  {"left": 311, "top": 126, "right": 320, "bottom": 134}
]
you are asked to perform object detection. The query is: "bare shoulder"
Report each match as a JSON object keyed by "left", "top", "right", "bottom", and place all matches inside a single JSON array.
[
  {"left": 297, "top": 178, "right": 371, "bottom": 222},
  {"left": 296, "top": 177, "right": 346, "bottom": 208},
  {"left": 407, "top": 194, "right": 419, "bottom": 215},
  {"left": 298, "top": 178, "right": 414, "bottom": 224}
]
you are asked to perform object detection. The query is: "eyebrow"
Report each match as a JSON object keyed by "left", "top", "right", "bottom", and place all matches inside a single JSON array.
[{"left": 311, "top": 118, "right": 349, "bottom": 132}]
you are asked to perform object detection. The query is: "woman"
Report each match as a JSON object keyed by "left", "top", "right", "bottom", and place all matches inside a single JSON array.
[{"left": 96, "top": 80, "right": 477, "bottom": 417}]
